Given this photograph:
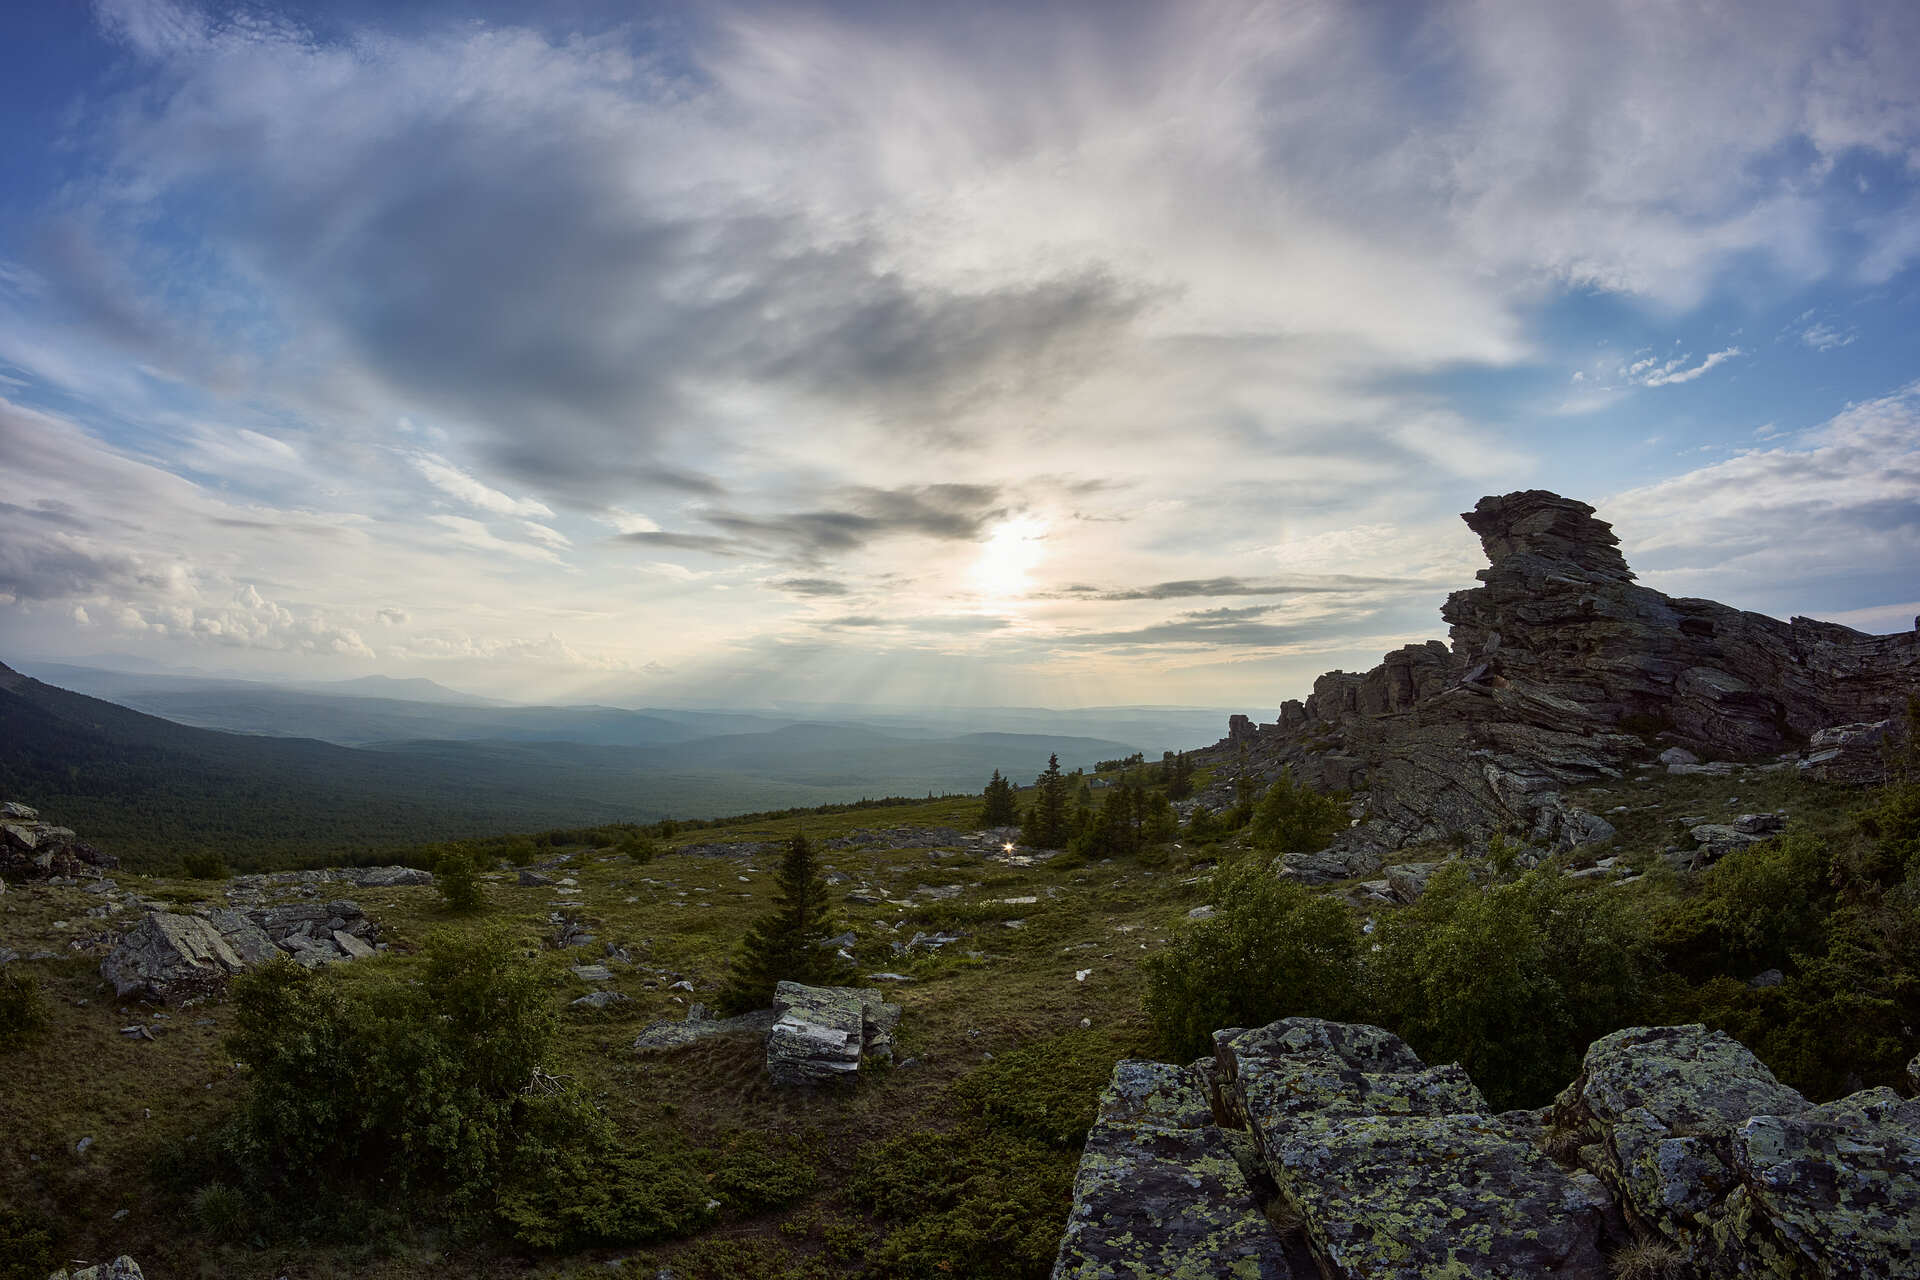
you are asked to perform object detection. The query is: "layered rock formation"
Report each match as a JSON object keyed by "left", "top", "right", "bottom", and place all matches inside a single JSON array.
[
  {"left": 766, "top": 980, "right": 900, "bottom": 1085},
  {"left": 1057, "top": 1019, "right": 1920, "bottom": 1280},
  {"left": 101, "top": 898, "right": 384, "bottom": 1003},
  {"left": 0, "top": 799, "right": 117, "bottom": 882},
  {"left": 1209, "top": 491, "right": 1918, "bottom": 878}
]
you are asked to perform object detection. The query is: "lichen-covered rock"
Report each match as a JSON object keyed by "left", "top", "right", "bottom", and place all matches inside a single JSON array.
[
  {"left": 101, "top": 913, "right": 246, "bottom": 1003},
  {"left": 50, "top": 1257, "right": 144, "bottom": 1280},
  {"left": 633, "top": 1004, "right": 776, "bottom": 1052},
  {"left": 1053, "top": 1060, "right": 1299, "bottom": 1279},
  {"left": 1552, "top": 1025, "right": 1809, "bottom": 1252},
  {"left": 1227, "top": 1018, "right": 1609, "bottom": 1279},
  {"left": 1709, "top": 1088, "right": 1920, "bottom": 1278},
  {"left": 201, "top": 908, "right": 280, "bottom": 967},
  {"left": 765, "top": 981, "right": 899, "bottom": 1085}
]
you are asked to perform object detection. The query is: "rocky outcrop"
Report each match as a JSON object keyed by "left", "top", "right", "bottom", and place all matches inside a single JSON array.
[
  {"left": 1053, "top": 1060, "right": 1301, "bottom": 1278},
  {"left": 1205, "top": 492, "right": 1918, "bottom": 869},
  {"left": 1061, "top": 1019, "right": 1920, "bottom": 1280},
  {"left": 50, "top": 1258, "right": 144, "bottom": 1280},
  {"left": 101, "top": 899, "right": 383, "bottom": 1002},
  {"left": 1553, "top": 1024, "right": 1920, "bottom": 1278},
  {"left": 0, "top": 800, "right": 117, "bottom": 881},
  {"left": 634, "top": 1003, "right": 779, "bottom": 1052},
  {"left": 765, "top": 981, "right": 899, "bottom": 1086}
]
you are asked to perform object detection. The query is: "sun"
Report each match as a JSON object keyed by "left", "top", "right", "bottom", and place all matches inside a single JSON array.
[{"left": 970, "top": 516, "right": 1048, "bottom": 602}]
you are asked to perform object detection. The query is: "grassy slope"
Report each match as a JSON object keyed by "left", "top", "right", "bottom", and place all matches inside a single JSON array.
[{"left": 0, "top": 763, "right": 1898, "bottom": 1277}]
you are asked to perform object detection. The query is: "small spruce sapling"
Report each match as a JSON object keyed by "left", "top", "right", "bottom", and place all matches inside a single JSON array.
[{"left": 717, "top": 833, "right": 852, "bottom": 1014}]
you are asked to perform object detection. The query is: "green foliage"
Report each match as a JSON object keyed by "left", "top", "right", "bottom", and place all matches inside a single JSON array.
[
  {"left": 848, "top": 1127, "right": 1076, "bottom": 1279},
  {"left": 191, "top": 1180, "right": 250, "bottom": 1243},
  {"left": 1020, "top": 755, "right": 1071, "bottom": 850},
  {"left": 951, "top": 1029, "right": 1124, "bottom": 1148},
  {"left": 0, "top": 968, "right": 49, "bottom": 1053},
  {"left": 1166, "top": 750, "right": 1196, "bottom": 801},
  {"left": 979, "top": 768, "right": 1019, "bottom": 827},
  {"left": 180, "top": 849, "right": 230, "bottom": 879},
  {"left": 0, "top": 1205, "right": 54, "bottom": 1280},
  {"left": 716, "top": 833, "right": 850, "bottom": 1014},
  {"left": 1652, "top": 831, "right": 1830, "bottom": 976},
  {"left": 433, "top": 846, "right": 486, "bottom": 914},
  {"left": 1145, "top": 860, "right": 1365, "bottom": 1062},
  {"left": 226, "top": 926, "right": 572, "bottom": 1216},
  {"left": 1183, "top": 804, "right": 1222, "bottom": 844},
  {"left": 1371, "top": 865, "right": 1654, "bottom": 1110},
  {"left": 1249, "top": 768, "right": 1347, "bottom": 853},
  {"left": 495, "top": 1143, "right": 716, "bottom": 1249}
]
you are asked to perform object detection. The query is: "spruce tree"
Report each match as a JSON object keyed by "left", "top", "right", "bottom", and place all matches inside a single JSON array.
[
  {"left": 979, "top": 768, "right": 1019, "bottom": 827},
  {"left": 717, "top": 832, "right": 850, "bottom": 1013},
  {"left": 1021, "top": 753, "right": 1071, "bottom": 849}
]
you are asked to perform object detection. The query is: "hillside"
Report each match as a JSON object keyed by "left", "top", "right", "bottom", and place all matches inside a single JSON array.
[{"left": 0, "top": 663, "right": 1135, "bottom": 866}]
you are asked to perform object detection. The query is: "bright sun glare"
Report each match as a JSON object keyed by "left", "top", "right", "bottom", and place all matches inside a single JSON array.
[{"left": 970, "top": 515, "right": 1048, "bottom": 601}]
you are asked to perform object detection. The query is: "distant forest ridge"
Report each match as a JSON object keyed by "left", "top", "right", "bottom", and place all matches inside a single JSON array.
[{"left": 0, "top": 661, "right": 1160, "bottom": 869}]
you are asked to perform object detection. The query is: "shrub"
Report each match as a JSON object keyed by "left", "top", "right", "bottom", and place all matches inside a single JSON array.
[
  {"left": 849, "top": 1127, "right": 1075, "bottom": 1279},
  {"left": 0, "top": 1206, "right": 54, "bottom": 1280},
  {"left": 433, "top": 847, "right": 485, "bottom": 913},
  {"left": 1370, "top": 865, "right": 1654, "bottom": 1109},
  {"left": 191, "top": 1180, "right": 250, "bottom": 1242},
  {"left": 181, "top": 850, "right": 230, "bottom": 880},
  {"left": 226, "top": 926, "right": 575, "bottom": 1219},
  {"left": 1145, "top": 860, "right": 1364, "bottom": 1062},
  {"left": 951, "top": 1029, "right": 1124, "bottom": 1148},
  {"left": 1249, "top": 769, "right": 1347, "bottom": 853},
  {"left": 0, "top": 968, "right": 49, "bottom": 1053}
]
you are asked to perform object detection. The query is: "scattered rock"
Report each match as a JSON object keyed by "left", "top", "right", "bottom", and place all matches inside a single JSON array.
[
  {"left": 49, "top": 1258, "right": 145, "bottom": 1280},
  {"left": 633, "top": 1005, "right": 777, "bottom": 1052},
  {"left": 765, "top": 981, "right": 899, "bottom": 1086},
  {"left": 1186, "top": 904, "right": 1216, "bottom": 920},
  {"left": 101, "top": 913, "right": 247, "bottom": 1004},
  {"left": 518, "top": 869, "right": 555, "bottom": 886},
  {"left": 571, "top": 991, "right": 630, "bottom": 1010},
  {"left": 570, "top": 964, "right": 613, "bottom": 983}
]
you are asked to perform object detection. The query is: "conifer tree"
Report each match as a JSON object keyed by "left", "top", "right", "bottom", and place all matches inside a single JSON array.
[
  {"left": 1021, "top": 753, "right": 1071, "bottom": 849},
  {"left": 717, "top": 832, "right": 850, "bottom": 1013},
  {"left": 979, "top": 768, "right": 1019, "bottom": 827}
]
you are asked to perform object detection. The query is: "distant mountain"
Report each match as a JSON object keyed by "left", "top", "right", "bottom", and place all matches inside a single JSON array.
[
  {"left": 0, "top": 661, "right": 1139, "bottom": 868},
  {"left": 291, "top": 674, "right": 505, "bottom": 706}
]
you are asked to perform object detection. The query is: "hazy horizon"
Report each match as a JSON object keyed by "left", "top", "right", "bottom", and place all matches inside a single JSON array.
[{"left": 3, "top": 1, "right": 1918, "bottom": 708}]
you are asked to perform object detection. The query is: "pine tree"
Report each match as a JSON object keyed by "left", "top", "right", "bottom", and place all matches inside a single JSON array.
[
  {"left": 717, "top": 832, "right": 850, "bottom": 1013},
  {"left": 979, "top": 768, "right": 1019, "bottom": 827},
  {"left": 1021, "top": 753, "right": 1071, "bottom": 849},
  {"left": 1168, "top": 751, "right": 1195, "bottom": 801}
]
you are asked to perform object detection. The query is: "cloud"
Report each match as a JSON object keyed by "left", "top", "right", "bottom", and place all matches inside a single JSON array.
[
  {"left": 769, "top": 577, "right": 852, "bottom": 597},
  {"left": 1801, "top": 323, "right": 1856, "bottom": 351},
  {"left": 1603, "top": 381, "right": 1920, "bottom": 615},
  {"left": 412, "top": 454, "right": 554, "bottom": 518},
  {"left": 1053, "top": 574, "right": 1410, "bottom": 601},
  {"left": 1625, "top": 347, "right": 1745, "bottom": 387}
]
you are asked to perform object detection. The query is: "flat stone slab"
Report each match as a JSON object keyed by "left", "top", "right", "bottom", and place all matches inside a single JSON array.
[
  {"left": 1273, "top": 1111, "right": 1610, "bottom": 1279},
  {"left": 1053, "top": 1062, "right": 1298, "bottom": 1280},
  {"left": 633, "top": 1006, "right": 777, "bottom": 1052}
]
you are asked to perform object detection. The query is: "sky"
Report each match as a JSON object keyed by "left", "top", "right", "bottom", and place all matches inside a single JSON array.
[{"left": 1, "top": 0, "right": 1917, "bottom": 710}]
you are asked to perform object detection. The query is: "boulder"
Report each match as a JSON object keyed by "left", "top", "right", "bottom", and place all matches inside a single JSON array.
[
  {"left": 766, "top": 981, "right": 900, "bottom": 1086},
  {"left": 101, "top": 913, "right": 247, "bottom": 1003},
  {"left": 1799, "top": 719, "right": 1899, "bottom": 785},
  {"left": 201, "top": 908, "right": 280, "bottom": 967},
  {"left": 50, "top": 1258, "right": 144, "bottom": 1280},
  {"left": 345, "top": 865, "right": 433, "bottom": 888},
  {"left": 1551, "top": 1025, "right": 1808, "bottom": 1257},
  {"left": 1052, "top": 1061, "right": 1301, "bottom": 1279},
  {"left": 1383, "top": 861, "right": 1444, "bottom": 903},
  {"left": 1221, "top": 1018, "right": 1610, "bottom": 1279},
  {"left": 1710, "top": 1088, "right": 1920, "bottom": 1277}
]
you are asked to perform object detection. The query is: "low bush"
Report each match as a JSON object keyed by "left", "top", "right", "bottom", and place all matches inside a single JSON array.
[
  {"left": 1249, "top": 769, "right": 1346, "bottom": 853},
  {"left": 0, "top": 968, "right": 49, "bottom": 1053},
  {"left": 0, "top": 1206, "right": 54, "bottom": 1280},
  {"left": 951, "top": 1028, "right": 1125, "bottom": 1148},
  {"left": 433, "top": 846, "right": 486, "bottom": 913},
  {"left": 1144, "top": 860, "right": 1364, "bottom": 1062},
  {"left": 848, "top": 1127, "right": 1076, "bottom": 1279},
  {"left": 180, "top": 849, "right": 230, "bottom": 879}
]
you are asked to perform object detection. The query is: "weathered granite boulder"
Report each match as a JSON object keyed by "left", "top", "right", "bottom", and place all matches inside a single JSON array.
[
  {"left": 1710, "top": 1088, "right": 1920, "bottom": 1277},
  {"left": 633, "top": 1003, "right": 777, "bottom": 1052},
  {"left": 1219, "top": 1018, "right": 1610, "bottom": 1279},
  {"left": 766, "top": 981, "right": 899, "bottom": 1086},
  {"left": 101, "top": 899, "right": 385, "bottom": 1000},
  {"left": 1799, "top": 718, "right": 1901, "bottom": 785},
  {"left": 1052, "top": 1060, "right": 1301, "bottom": 1279},
  {"left": 0, "top": 800, "right": 117, "bottom": 881},
  {"left": 50, "top": 1258, "right": 144, "bottom": 1280},
  {"left": 101, "top": 913, "right": 247, "bottom": 1003},
  {"left": 1551, "top": 1025, "right": 1809, "bottom": 1261}
]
